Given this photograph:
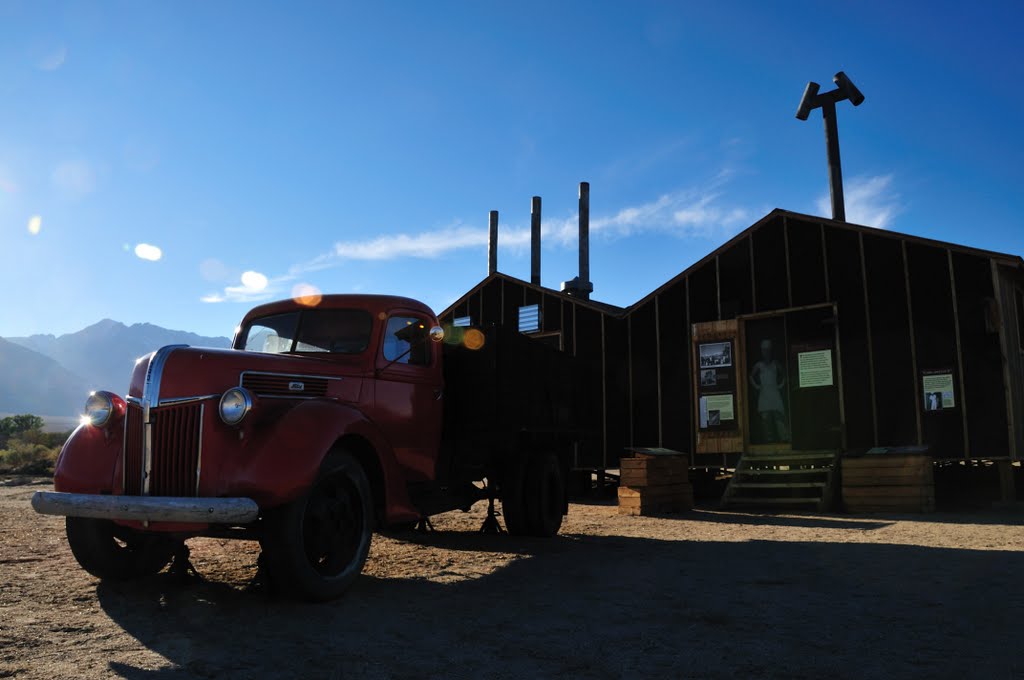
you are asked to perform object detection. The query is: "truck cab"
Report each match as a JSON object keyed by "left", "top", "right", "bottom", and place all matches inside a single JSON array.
[{"left": 33, "top": 294, "right": 578, "bottom": 600}]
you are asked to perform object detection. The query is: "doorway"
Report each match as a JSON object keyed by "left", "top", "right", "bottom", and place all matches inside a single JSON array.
[{"left": 741, "top": 305, "right": 843, "bottom": 452}]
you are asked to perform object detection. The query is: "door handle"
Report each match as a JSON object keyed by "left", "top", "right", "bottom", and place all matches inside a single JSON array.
[{"left": 433, "top": 388, "right": 443, "bottom": 400}]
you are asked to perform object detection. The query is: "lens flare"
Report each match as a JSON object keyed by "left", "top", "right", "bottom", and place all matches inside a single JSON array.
[
  {"left": 463, "top": 328, "right": 485, "bottom": 350},
  {"left": 27, "top": 215, "right": 41, "bottom": 235},
  {"left": 134, "top": 243, "right": 163, "bottom": 261},
  {"left": 292, "top": 283, "right": 323, "bottom": 307},
  {"left": 241, "top": 270, "right": 268, "bottom": 291}
]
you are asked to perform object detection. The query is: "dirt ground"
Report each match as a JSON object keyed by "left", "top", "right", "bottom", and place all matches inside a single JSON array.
[{"left": 2, "top": 478, "right": 1023, "bottom": 680}]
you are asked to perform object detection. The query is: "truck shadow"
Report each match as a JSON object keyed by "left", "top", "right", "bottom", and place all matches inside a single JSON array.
[{"left": 96, "top": 530, "right": 1024, "bottom": 679}]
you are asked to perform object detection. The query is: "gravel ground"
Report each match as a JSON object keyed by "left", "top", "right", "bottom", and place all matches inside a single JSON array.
[{"left": 2, "top": 477, "right": 1023, "bottom": 679}]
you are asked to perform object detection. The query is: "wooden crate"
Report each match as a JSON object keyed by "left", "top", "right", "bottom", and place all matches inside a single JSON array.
[
  {"left": 617, "top": 451, "right": 693, "bottom": 515},
  {"left": 617, "top": 485, "right": 694, "bottom": 515},
  {"left": 842, "top": 455, "right": 935, "bottom": 513}
]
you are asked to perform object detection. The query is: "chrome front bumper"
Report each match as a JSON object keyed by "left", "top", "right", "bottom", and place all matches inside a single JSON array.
[{"left": 31, "top": 491, "right": 259, "bottom": 524}]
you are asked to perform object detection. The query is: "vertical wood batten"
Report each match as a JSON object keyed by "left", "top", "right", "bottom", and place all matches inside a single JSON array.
[
  {"left": 715, "top": 256, "right": 722, "bottom": 320},
  {"left": 947, "top": 250, "right": 970, "bottom": 458},
  {"left": 685, "top": 276, "right": 694, "bottom": 466},
  {"left": 655, "top": 295, "right": 663, "bottom": 446},
  {"left": 832, "top": 302, "right": 848, "bottom": 449},
  {"left": 783, "top": 216, "right": 793, "bottom": 307},
  {"left": 749, "top": 235, "right": 758, "bottom": 313},
  {"left": 627, "top": 315, "right": 634, "bottom": 445},
  {"left": 859, "top": 232, "right": 879, "bottom": 446},
  {"left": 820, "top": 223, "right": 831, "bottom": 300},
  {"left": 903, "top": 241, "right": 923, "bottom": 446},
  {"left": 991, "top": 261, "right": 1018, "bottom": 460},
  {"left": 601, "top": 314, "right": 608, "bottom": 469}
]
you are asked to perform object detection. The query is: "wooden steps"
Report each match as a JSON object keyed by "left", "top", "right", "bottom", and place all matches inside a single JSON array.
[{"left": 721, "top": 450, "right": 839, "bottom": 511}]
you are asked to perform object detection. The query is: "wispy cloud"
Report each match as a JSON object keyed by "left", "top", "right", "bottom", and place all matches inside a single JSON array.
[
  {"left": 291, "top": 173, "right": 749, "bottom": 273},
  {"left": 204, "top": 173, "right": 751, "bottom": 304},
  {"left": 37, "top": 46, "right": 68, "bottom": 71},
  {"left": 816, "top": 174, "right": 901, "bottom": 228}
]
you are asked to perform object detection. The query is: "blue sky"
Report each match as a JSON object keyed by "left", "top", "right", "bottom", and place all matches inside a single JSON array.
[{"left": 1, "top": 1, "right": 1021, "bottom": 338}]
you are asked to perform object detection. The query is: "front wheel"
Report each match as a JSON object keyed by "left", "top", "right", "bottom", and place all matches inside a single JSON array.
[
  {"left": 260, "top": 451, "right": 373, "bottom": 602},
  {"left": 65, "top": 517, "right": 176, "bottom": 581}
]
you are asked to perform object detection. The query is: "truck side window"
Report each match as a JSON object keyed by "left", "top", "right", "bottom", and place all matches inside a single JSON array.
[{"left": 383, "top": 316, "right": 431, "bottom": 366}]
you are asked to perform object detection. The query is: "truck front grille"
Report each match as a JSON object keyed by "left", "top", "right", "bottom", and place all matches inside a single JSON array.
[
  {"left": 241, "top": 372, "right": 329, "bottom": 397},
  {"left": 123, "top": 402, "right": 203, "bottom": 497}
]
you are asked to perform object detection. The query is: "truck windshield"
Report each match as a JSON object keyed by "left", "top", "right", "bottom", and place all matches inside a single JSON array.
[{"left": 241, "top": 309, "right": 373, "bottom": 354}]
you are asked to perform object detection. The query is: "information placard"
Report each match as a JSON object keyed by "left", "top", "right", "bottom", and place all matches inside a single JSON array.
[
  {"left": 699, "top": 393, "right": 735, "bottom": 428},
  {"left": 922, "top": 371, "right": 955, "bottom": 411},
  {"left": 797, "top": 349, "right": 833, "bottom": 388}
]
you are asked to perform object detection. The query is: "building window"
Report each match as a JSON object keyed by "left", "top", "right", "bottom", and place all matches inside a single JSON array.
[
  {"left": 518, "top": 304, "right": 540, "bottom": 334},
  {"left": 453, "top": 316, "right": 472, "bottom": 327}
]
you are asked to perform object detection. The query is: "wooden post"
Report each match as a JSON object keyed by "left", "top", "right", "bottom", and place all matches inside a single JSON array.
[{"left": 998, "top": 461, "right": 1016, "bottom": 502}]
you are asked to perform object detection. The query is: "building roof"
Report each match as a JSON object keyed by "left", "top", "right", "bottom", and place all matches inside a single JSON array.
[
  {"left": 439, "top": 272, "right": 625, "bottom": 320},
  {"left": 441, "top": 208, "right": 1023, "bottom": 321}
]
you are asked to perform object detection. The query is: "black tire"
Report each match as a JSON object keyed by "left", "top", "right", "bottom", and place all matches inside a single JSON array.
[
  {"left": 65, "top": 517, "right": 176, "bottom": 581},
  {"left": 260, "top": 451, "right": 372, "bottom": 602},
  {"left": 523, "top": 452, "right": 565, "bottom": 537},
  {"left": 500, "top": 456, "right": 530, "bottom": 536}
]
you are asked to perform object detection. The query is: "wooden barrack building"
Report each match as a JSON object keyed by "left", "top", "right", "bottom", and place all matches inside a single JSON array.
[{"left": 440, "top": 208, "right": 1024, "bottom": 482}]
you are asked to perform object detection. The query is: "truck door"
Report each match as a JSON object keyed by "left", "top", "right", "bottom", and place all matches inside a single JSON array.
[{"left": 375, "top": 312, "right": 444, "bottom": 482}]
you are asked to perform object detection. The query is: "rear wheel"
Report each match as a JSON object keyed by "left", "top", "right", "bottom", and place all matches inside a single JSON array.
[
  {"left": 524, "top": 452, "right": 565, "bottom": 537},
  {"left": 65, "top": 517, "right": 176, "bottom": 581},
  {"left": 501, "top": 451, "right": 565, "bottom": 537},
  {"left": 261, "top": 451, "right": 372, "bottom": 601},
  {"left": 500, "top": 456, "right": 530, "bottom": 536}
]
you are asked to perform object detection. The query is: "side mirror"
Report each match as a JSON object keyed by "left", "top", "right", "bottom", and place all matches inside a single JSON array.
[{"left": 429, "top": 326, "right": 444, "bottom": 343}]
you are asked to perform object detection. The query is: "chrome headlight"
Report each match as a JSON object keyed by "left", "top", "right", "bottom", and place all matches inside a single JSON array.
[
  {"left": 83, "top": 391, "right": 115, "bottom": 427},
  {"left": 219, "top": 387, "right": 253, "bottom": 425}
]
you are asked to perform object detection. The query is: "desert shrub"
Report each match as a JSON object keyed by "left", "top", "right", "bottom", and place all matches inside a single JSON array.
[{"left": 0, "top": 438, "right": 60, "bottom": 475}]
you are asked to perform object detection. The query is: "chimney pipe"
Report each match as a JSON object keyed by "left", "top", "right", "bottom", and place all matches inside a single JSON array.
[
  {"left": 578, "top": 182, "right": 590, "bottom": 299},
  {"left": 560, "top": 181, "right": 595, "bottom": 300},
  {"left": 488, "top": 210, "right": 498, "bottom": 276},
  {"left": 530, "top": 196, "right": 542, "bottom": 286}
]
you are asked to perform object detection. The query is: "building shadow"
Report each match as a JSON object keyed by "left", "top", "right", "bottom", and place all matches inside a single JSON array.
[{"left": 96, "top": 530, "right": 1024, "bottom": 679}]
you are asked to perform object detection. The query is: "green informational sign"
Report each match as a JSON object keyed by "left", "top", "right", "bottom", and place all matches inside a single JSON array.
[
  {"left": 922, "top": 372, "right": 955, "bottom": 411},
  {"left": 703, "top": 393, "right": 734, "bottom": 421},
  {"left": 798, "top": 349, "right": 833, "bottom": 388}
]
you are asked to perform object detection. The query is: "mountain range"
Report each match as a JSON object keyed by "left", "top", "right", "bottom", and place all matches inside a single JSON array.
[{"left": 1, "top": 320, "right": 230, "bottom": 418}]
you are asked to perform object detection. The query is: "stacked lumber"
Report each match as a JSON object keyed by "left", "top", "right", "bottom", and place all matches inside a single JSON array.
[
  {"left": 617, "top": 452, "right": 693, "bottom": 516},
  {"left": 842, "top": 455, "right": 935, "bottom": 513}
]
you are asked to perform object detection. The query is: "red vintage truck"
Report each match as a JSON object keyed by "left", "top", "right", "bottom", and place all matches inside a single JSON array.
[{"left": 32, "top": 294, "right": 584, "bottom": 600}]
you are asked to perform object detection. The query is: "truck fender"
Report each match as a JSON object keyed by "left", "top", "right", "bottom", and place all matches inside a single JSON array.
[
  {"left": 53, "top": 424, "right": 122, "bottom": 495},
  {"left": 228, "top": 400, "right": 418, "bottom": 522}
]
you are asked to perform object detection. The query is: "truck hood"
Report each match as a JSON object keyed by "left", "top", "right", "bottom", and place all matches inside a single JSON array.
[{"left": 127, "top": 345, "right": 370, "bottom": 404}]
